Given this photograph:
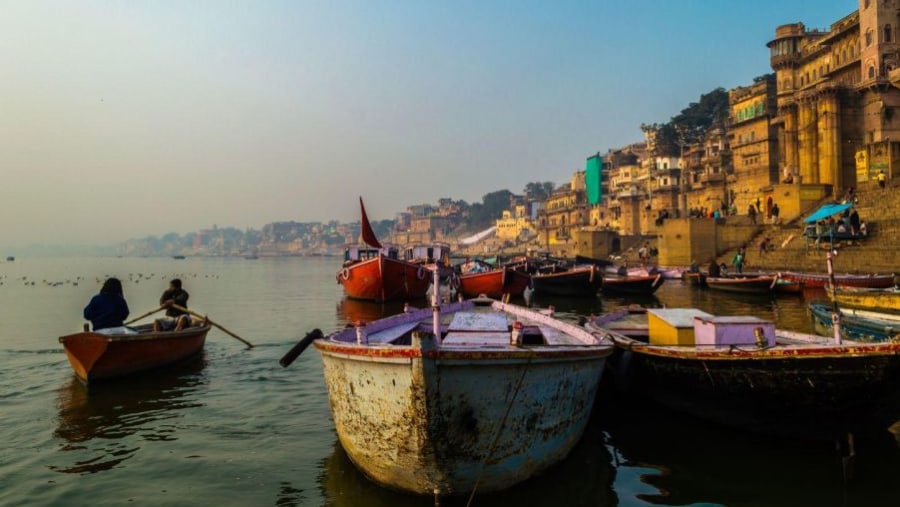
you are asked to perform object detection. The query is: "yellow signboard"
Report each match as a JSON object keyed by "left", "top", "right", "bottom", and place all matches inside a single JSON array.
[{"left": 855, "top": 149, "right": 868, "bottom": 182}]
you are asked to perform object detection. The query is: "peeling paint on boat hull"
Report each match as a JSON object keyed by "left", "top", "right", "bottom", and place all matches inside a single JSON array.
[{"left": 316, "top": 338, "right": 608, "bottom": 495}]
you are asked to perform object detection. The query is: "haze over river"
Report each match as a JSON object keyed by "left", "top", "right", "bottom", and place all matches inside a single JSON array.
[{"left": 2, "top": 256, "right": 899, "bottom": 506}]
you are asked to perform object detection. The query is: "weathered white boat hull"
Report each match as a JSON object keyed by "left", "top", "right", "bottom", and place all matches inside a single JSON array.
[{"left": 317, "top": 334, "right": 607, "bottom": 495}]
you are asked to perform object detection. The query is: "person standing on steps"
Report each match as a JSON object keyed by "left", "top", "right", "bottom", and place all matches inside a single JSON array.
[{"left": 732, "top": 248, "right": 745, "bottom": 274}]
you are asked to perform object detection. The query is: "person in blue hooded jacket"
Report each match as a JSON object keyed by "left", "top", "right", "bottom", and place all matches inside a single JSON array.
[{"left": 83, "top": 277, "right": 130, "bottom": 331}]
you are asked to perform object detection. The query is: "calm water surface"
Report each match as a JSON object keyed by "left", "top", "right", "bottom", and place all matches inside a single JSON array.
[{"left": 2, "top": 257, "right": 899, "bottom": 506}]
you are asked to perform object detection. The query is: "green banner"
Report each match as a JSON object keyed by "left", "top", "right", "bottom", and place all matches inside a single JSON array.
[{"left": 585, "top": 155, "right": 602, "bottom": 205}]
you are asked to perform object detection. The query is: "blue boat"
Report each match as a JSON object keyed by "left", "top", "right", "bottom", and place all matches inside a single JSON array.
[{"left": 808, "top": 302, "right": 900, "bottom": 341}]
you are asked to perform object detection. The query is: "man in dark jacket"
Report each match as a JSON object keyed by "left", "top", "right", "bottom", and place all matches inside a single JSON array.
[{"left": 153, "top": 278, "right": 191, "bottom": 331}]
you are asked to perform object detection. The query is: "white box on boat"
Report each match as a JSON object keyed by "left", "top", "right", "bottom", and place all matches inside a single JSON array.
[{"left": 693, "top": 316, "right": 775, "bottom": 347}]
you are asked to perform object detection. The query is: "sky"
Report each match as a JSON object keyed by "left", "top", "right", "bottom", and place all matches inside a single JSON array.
[{"left": 0, "top": 0, "right": 855, "bottom": 248}]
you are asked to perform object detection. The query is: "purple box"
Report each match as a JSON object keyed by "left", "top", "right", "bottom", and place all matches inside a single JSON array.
[{"left": 693, "top": 316, "right": 775, "bottom": 347}]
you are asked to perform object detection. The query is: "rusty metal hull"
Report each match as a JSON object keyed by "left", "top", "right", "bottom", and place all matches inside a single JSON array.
[{"left": 313, "top": 301, "right": 612, "bottom": 496}]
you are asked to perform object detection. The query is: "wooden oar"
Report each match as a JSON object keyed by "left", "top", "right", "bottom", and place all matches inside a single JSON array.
[
  {"left": 170, "top": 304, "right": 255, "bottom": 349},
  {"left": 124, "top": 305, "right": 167, "bottom": 326},
  {"left": 280, "top": 329, "right": 323, "bottom": 367}
]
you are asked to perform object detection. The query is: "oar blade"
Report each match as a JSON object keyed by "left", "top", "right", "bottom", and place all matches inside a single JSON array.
[{"left": 280, "top": 329, "right": 323, "bottom": 368}]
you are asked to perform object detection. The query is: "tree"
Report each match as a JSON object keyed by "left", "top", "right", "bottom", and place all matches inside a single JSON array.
[
  {"left": 524, "top": 181, "right": 555, "bottom": 201},
  {"left": 465, "top": 189, "right": 513, "bottom": 230},
  {"left": 641, "top": 87, "right": 729, "bottom": 156}
]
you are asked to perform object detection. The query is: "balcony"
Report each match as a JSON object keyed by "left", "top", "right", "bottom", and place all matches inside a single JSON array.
[{"left": 700, "top": 172, "right": 725, "bottom": 184}]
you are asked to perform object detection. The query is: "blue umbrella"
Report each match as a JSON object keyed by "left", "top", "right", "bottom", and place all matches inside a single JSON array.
[{"left": 803, "top": 202, "right": 853, "bottom": 223}]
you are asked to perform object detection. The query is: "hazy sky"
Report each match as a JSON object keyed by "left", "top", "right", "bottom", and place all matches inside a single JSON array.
[{"left": 1, "top": 0, "right": 853, "bottom": 247}]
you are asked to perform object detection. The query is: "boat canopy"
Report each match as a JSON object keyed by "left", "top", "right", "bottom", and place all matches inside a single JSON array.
[{"left": 803, "top": 202, "right": 853, "bottom": 223}]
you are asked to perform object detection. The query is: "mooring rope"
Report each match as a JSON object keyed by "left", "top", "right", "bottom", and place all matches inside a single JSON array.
[{"left": 465, "top": 350, "right": 535, "bottom": 507}]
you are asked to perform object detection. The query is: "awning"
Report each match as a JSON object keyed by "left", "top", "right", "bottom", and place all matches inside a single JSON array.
[{"left": 803, "top": 202, "right": 853, "bottom": 223}]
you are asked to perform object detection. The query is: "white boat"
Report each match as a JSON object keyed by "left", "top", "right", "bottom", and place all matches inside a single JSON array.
[{"left": 281, "top": 271, "right": 612, "bottom": 496}]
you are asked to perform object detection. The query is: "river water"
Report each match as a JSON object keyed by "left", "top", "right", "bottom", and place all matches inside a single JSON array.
[{"left": 2, "top": 256, "right": 899, "bottom": 506}]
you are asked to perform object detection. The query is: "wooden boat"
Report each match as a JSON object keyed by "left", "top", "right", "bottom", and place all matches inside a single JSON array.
[
  {"left": 772, "top": 278, "right": 804, "bottom": 294},
  {"left": 337, "top": 198, "right": 432, "bottom": 302},
  {"left": 531, "top": 264, "right": 602, "bottom": 297},
  {"left": 454, "top": 265, "right": 531, "bottom": 299},
  {"left": 586, "top": 308, "right": 900, "bottom": 439},
  {"left": 403, "top": 243, "right": 454, "bottom": 279},
  {"left": 779, "top": 271, "right": 895, "bottom": 289},
  {"left": 705, "top": 275, "right": 777, "bottom": 294},
  {"left": 808, "top": 302, "right": 900, "bottom": 342},
  {"left": 59, "top": 323, "right": 211, "bottom": 383},
  {"left": 657, "top": 266, "right": 685, "bottom": 280},
  {"left": 681, "top": 270, "right": 706, "bottom": 286},
  {"left": 573, "top": 254, "right": 614, "bottom": 268},
  {"left": 604, "top": 265, "right": 656, "bottom": 277},
  {"left": 827, "top": 286, "right": 900, "bottom": 313},
  {"left": 338, "top": 246, "right": 431, "bottom": 302},
  {"left": 282, "top": 280, "right": 613, "bottom": 496},
  {"left": 600, "top": 273, "right": 664, "bottom": 295}
]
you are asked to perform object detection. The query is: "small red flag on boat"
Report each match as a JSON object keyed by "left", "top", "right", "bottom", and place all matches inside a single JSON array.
[{"left": 359, "top": 197, "right": 383, "bottom": 249}]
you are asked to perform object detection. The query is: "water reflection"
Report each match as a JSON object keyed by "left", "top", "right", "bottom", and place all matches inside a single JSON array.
[
  {"left": 52, "top": 355, "right": 208, "bottom": 474},
  {"left": 318, "top": 408, "right": 616, "bottom": 507},
  {"left": 599, "top": 392, "right": 900, "bottom": 506},
  {"left": 335, "top": 298, "right": 412, "bottom": 327}
]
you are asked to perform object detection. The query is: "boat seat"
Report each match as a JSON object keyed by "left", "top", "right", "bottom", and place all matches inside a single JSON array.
[
  {"left": 367, "top": 322, "right": 421, "bottom": 344},
  {"left": 539, "top": 326, "right": 584, "bottom": 345}
]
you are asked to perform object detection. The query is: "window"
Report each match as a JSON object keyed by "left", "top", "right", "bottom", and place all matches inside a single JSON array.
[
  {"left": 843, "top": 49, "right": 847, "bottom": 63},
  {"left": 886, "top": 25, "right": 893, "bottom": 43},
  {"left": 869, "top": 65, "right": 876, "bottom": 79},
  {"left": 867, "top": 29, "right": 874, "bottom": 47}
]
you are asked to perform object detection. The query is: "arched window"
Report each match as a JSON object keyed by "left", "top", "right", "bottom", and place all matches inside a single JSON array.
[
  {"left": 866, "top": 29, "right": 874, "bottom": 46},
  {"left": 886, "top": 25, "right": 893, "bottom": 43},
  {"left": 843, "top": 49, "right": 847, "bottom": 62},
  {"left": 869, "top": 65, "right": 876, "bottom": 79}
]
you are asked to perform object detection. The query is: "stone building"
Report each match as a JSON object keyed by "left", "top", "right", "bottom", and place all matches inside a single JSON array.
[
  {"left": 769, "top": 1, "right": 900, "bottom": 191},
  {"left": 728, "top": 74, "right": 779, "bottom": 215}
]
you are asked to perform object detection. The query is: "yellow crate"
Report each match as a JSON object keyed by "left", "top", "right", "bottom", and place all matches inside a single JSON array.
[{"left": 647, "top": 309, "right": 713, "bottom": 346}]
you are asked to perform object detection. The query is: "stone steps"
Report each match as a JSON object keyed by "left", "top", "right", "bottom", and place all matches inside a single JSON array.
[{"left": 715, "top": 183, "right": 900, "bottom": 274}]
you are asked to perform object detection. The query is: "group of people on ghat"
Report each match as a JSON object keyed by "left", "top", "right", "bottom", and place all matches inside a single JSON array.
[
  {"left": 804, "top": 205, "right": 867, "bottom": 246},
  {"left": 82, "top": 277, "right": 194, "bottom": 334}
]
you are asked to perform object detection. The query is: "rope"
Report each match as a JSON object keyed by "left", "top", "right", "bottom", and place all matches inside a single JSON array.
[{"left": 465, "top": 351, "right": 535, "bottom": 506}]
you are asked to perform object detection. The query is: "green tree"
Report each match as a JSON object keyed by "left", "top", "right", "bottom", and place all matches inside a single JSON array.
[
  {"left": 641, "top": 87, "right": 729, "bottom": 156},
  {"left": 524, "top": 181, "right": 555, "bottom": 200},
  {"left": 466, "top": 189, "right": 513, "bottom": 230}
]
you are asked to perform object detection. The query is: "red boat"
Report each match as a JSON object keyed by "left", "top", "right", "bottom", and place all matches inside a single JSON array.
[
  {"left": 59, "top": 323, "right": 210, "bottom": 384},
  {"left": 779, "top": 271, "right": 895, "bottom": 289},
  {"left": 338, "top": 246, "right": 431, "bottom": 302},
  {"left": 455, "top": 267, "right": 531, "bottom": 299},
  {"left": 337, "top": 198, "right": 431, "bottom": 302}
]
